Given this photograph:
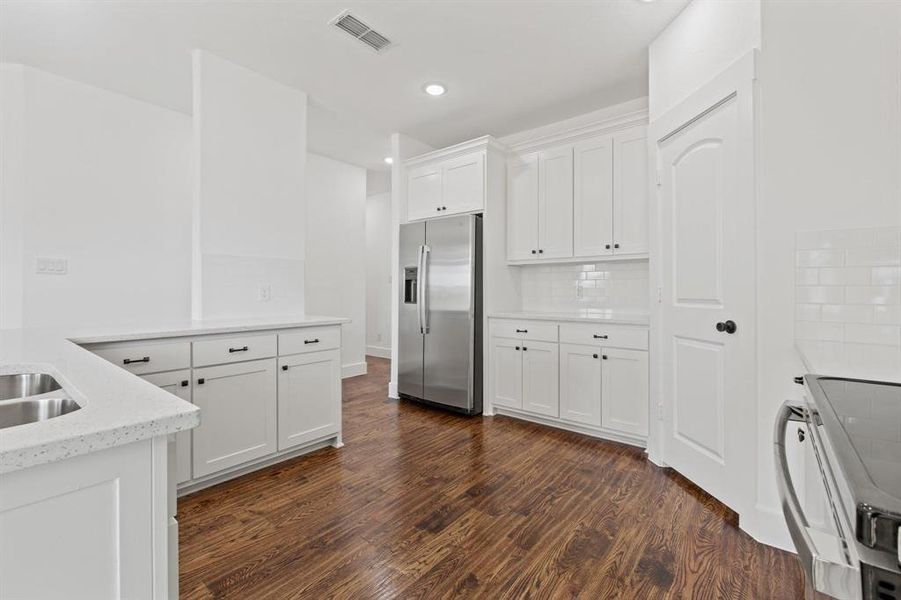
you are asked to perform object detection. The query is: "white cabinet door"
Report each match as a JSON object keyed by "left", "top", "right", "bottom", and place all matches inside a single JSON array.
[
  {"left": 573, "top": 136, "right": 614, "bottom": 258},
  {"left": 601, "top": 348, "right": 648, "bottom": 437},
  {"left": 613, "top": 126, "right": 649, "bottom": 256},
  {"left": 407, "top": 163, "right": 442, "bottom": 221},
  {"left": 559, "top": 344, "right": 602, "bottom": 426},
  {"left": 192, "top": 358, "right": 277, "bottom": 478},
  {"left": 442, "top": 151, "right": 484, "bottom": 215},
  {"left": 521, "top": 340, "right": 559, "bottom": 417},
  {"left": 278, "top": 349, "right": 341, "bottom": 451},
  {"left": 506, "top": 153, "right": 539, "bottom": 261},
  {"left": 537, "top": 145, "right": 573, "bottom": 259},
  {"left": 491, "top": 337, "right": 522, "bottom": 409},
  {"left": 141, "top": 370, "right": 193, "bottom": 484}
]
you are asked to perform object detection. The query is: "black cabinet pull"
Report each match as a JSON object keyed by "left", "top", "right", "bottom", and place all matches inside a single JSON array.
[
  {"left": 593, "top": 334, "right": 608, "bottom": 339},
  {"left": 304, "top": 338, "right": 320, "bottom": 345},
  {"left": 197, "top": 378, "right": 205, "bottom": 385},
  {"left": 515, "top": 329, "right": 528, "bottom": 333},
  {"left": 531, "top": 250, "right": 537, "bottom": 254},
  {"left": 522, "top": 346, "right": 528, "bottom": 351},
  {"left": 605, "top": 244, "right": 611, "bottom": 250},
  {"left": 715, "top": 320, "right": 737, "bottom": 334},
  {"left": 614, "top": 243, "right": 620, "bottom": 249},
  {"left": 282, "top": 365, "right": 289, "bottom": 371},
  {"left": 602, "top": 355, "right": 608, "bottom": 360},
  {"left": 180, "top": 380, "right": 189, "bottom": 387},
  {"left": 442, "top": 206, "right": 447, "bottom": 210},
  {"left": 793, "top": 376, "right": 804, "bottom": 385},
  {"left": 436, "top": 207, "right": 441, "bottom": 212},
  {"left": 515, "top": 346, "right": 521, "bottom": 351},
  {"left": 593, "top": 354, "right": 599, "bottom": 359},
  {"left": 123, "top": 356, "right": 150, "bottom": 365},
  {"left": 228, "top": 346, "right": 249, "bottom": 353},
  {"left": 538, "top": 249, "right": 544, "bottom": 254}
]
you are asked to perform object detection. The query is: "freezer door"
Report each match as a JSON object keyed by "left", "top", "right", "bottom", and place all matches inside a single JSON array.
[
  {"left": 423, "top": 215, "right": 479, "bottom": 410},
  {"left": 398, "top": 222, "right": 425, "bottom": 399}
]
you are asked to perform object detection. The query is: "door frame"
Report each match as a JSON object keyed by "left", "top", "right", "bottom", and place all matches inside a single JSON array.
[{"left": 647, "top": 51, "right": 758, "bottom": 518}]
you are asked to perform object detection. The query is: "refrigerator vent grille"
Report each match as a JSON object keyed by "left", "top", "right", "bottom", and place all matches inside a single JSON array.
[{"left": 330, "top": 11, "right": 393, "bottom": 53}]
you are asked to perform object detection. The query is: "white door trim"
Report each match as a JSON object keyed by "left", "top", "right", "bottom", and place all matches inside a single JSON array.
[{"left": 647, "top": 49, "right": 758, "bottom": 518}]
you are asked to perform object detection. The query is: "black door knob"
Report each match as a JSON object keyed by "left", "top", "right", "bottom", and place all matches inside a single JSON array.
[{"left": 715, "top": 320, "right": 737, "bottom": 334}]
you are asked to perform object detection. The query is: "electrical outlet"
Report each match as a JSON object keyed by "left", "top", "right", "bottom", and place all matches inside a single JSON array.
[
  {"left": 36, "top": 257, "right": 68, "bottom": 275},
  {"left": 258, "top": 284, "right": 272, "bottom": 302}
]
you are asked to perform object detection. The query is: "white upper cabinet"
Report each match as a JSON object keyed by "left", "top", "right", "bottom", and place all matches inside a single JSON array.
[
  {"left": 406, "top": 163, "right": 443, "bottom": 221},
  {"left": 537, "top": 145, "right": 574, "bottom": 259},
  {"left": 506, "top": 153, "right": 539, "bottom": 261},
  {"left": 573, "top": 136, "right": 614, "bottom": 258},
  {"left": 506, "top": 123, "right": 648, "bottom": 263},
  {"left": 441, "top": 152, "right": 484, "bottom": 215},
  {"left": 612, "top": 126, "right": 649, "bottom": 256}
]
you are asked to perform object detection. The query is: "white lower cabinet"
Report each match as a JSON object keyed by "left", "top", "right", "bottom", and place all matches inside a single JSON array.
[
  {"left": 521, "top": 341, "right": 559, "bottom": 417},
  {"left": 192, "top": 358, "right": 278, "bottom": 478},
  {"left": 559, "top": 344, "right": 602, "bottom": 426},
  {"left": 601, "top": 348, "right": 649, "bottom": 437},
  {"left": 141, "top": 369, "right": 193, "bottom": 484},
  {"left": 490, "top": 318, "right": 649, "bottom": 444},
  {"left": 278, "top": 349, "right": 341, "bottom": 450}
]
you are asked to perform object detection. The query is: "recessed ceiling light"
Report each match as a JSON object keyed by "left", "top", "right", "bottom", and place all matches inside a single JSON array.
[
  {"left": 384, "top": 156, "right": 394, "bottom": 165},
  {"left": 424, "top": 83, "right": 446, "bottom": 97}
]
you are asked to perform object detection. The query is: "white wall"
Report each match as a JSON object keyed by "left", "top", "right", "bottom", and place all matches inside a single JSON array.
[
  {"left": 305, "top": 152, "right": 367, "bottom": 377},
  {"left": 755, "top": 0, "right": 901, "bottom": 544},
  {"left": 648, "top": 0, "right": 760, "bottom": 121},
  {"left": 365, "top": 191, "right": 392, "bottom": 358},
  {"left": 193, "top": 50, "right": 307, "bottom": 319},
  {"left": 0, "top": 64, "right": 192, "bottom": 328}
]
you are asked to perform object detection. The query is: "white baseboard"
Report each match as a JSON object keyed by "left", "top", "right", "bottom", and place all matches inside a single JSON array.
[
  {"left": 388, "top": 380, "right": 398, "bottom": 399},
  {"left": 342, "top": 361, "right": 367, "bottom": 378},
  {"left": 366, "top": 345, "right": 391, "bottom": 359}
]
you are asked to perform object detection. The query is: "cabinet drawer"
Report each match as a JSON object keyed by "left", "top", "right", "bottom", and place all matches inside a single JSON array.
[
  {"left": 490, "top": 320, "right": 558, "bottom": 342},
  {"left": 192, "top": 333, "right": 277, "bottom": 367},
  {"left": 559, "top": 324, "right": 648, "bottom": 351},
  {"left": 279, "top": 326, "right": 340, "bottom": 356},
  {"left": 90, "top": 340, "right": 190, "bottom": 375}
]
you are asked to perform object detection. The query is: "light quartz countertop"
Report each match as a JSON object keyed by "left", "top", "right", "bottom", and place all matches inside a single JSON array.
[
  {"left": 0, "top": 315, "right": 349, "bottom": 474},
  {"left": 488, "top": 311, "right": 649, "bottom": 326},
  {"left": 795, "top": 340, "right": 901, "bottom": 384}
]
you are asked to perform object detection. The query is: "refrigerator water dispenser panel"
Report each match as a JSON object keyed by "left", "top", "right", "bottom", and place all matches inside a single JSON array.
[{"left": 404, "top": 267, "right": 418, "bottom": 304}]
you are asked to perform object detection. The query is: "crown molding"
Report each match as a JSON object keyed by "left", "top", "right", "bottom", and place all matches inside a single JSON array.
[
  {"left": 505, "top": 108, "right": 649, "bottom": 155},
  {"left": 402, "top": 135, "right": 509, "bottom": 168}
]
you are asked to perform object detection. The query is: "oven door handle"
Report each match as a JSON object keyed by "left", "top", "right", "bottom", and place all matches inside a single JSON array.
[{"left": 774, "top": 400, "right": 861, "bottom": 600}]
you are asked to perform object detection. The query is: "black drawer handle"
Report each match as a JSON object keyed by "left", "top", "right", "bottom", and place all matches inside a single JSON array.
[
  {"left": 197, "top": 378, "right": 205, "bottom": 385},
  {"left": 602, "top": 355, "right": 608, "bottom": 360},
  {"left": 228, "top": 346, "right": 249, "bottom": 353},
  {"left": 304, "top": 338, "right": 320, "bottom": 345},
  {"left": 282, "top": 365, "right": 289, "bottom": 371},
  {"left": 522, "top": 346, "right": 528, "bottom": 351},
  {"left": 515, "top": 346, "right": 521, "bottom": 351},
  {"left": 123, "top": 356, "right": 150, "bottom": 365},
  {"left": 515, "top": 329, "right": 528, "bottom": 333},
  {"left": 593, "top": 334, "right": 608, "bottom": 339},
  {"left": 180, "top": 380, "right": 189, "bottom": 387}
]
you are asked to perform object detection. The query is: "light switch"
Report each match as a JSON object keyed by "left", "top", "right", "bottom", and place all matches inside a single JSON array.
[{"left": 36, "top": 257, "right": 68, "bottom": 275}]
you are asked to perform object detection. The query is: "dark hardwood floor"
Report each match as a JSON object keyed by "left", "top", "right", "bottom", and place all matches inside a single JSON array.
[{"left": 178, "top": 356, "right": 803, "bottom": 599}]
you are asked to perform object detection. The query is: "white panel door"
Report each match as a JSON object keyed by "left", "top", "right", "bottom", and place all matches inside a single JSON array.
[
  {"left": 507, "top": 153, "right": 539, "bottom": 261},
  {"left": 654, "top": 60, "right": 756, "bottom": 515},
  {"left": 559, "top": 343, "right": 602, "bottom": 426},
  {"left": 407, "top": 164, "right": 442, "bottom": 221},
  {"left": 141, "top": 370, "right": 193, "bottom": 484},
  {"left": 600, "top": 348, "right": 649, "bottom": 437},
  {"left": 491, "top": 337, "right": 523, "bottom": 409},
  {"left": 192, "top": 358, "right": 277, "bottom": 478},
  {"left": 278, "top": 349, "right": 341, "bottom": 450},
  {"left": 613, "top": 126, "right": 650, "bottom": 256},
  {"left": 573, "top": 136, "right": 614, "bottom": 258},
  {"left": 521, "top": 340, "right": 559, "bottom": 417},
  {"left": 442, "top": 151, "right": 484, "bottom": 215},
  {"left": 537, "top": 145, "right": 574, "bottom": 259}
]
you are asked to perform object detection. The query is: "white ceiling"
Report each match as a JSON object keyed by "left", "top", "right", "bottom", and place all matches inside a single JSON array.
[{"left": 0, "top": 0, "right": 688, "bottom": 171}]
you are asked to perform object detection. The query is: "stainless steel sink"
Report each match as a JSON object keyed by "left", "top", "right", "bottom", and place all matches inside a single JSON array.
[
  {"left": 0, "top": 373, "right": 81, "bottom": 429},
  {"left": 0, "top": 397, "right": 81, "bottom": 429},
  {"left": 0, "top": 373, "right": 62, "bottom": 401}
]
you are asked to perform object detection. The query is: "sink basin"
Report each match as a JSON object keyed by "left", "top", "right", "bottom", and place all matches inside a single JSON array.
[
  {"left": 0, "top": 373, "right": 81, "bottom": 429},
  {"left": 0, "top": 397, "right": 82, "bottom": 429},
  {"left": 0, "top": 373, "right": 62, "bottom": 401}
]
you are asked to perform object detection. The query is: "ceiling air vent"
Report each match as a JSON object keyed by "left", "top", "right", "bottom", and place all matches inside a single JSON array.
[{"left": 330, "top": 11, "right": 393, "bottom": 53}]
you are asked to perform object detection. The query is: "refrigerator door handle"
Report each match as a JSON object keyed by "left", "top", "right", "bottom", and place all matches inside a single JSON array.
[
  {"left": 420, "top": 244, "right": 431, "bottom": 334},
  {"left": 416, "top": 244, "right": 425, "bottom": 333}
]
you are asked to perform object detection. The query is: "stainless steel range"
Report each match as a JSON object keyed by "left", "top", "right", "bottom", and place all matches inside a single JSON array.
[{"left": 776, "top": 376, "right": 901, "bottom": 600}]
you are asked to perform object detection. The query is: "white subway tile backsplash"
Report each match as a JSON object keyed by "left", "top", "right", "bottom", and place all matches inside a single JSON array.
[
  {"left": 520, "top": 260, "right": 649, "bottom": 313},
  {"left": 795, "top": 227, "right": 900, "bottom": 354}
]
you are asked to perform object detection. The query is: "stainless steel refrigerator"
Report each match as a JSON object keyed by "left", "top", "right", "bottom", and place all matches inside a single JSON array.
[{"left": 398, "top": 213, "right": 482, "bottom": 415}]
